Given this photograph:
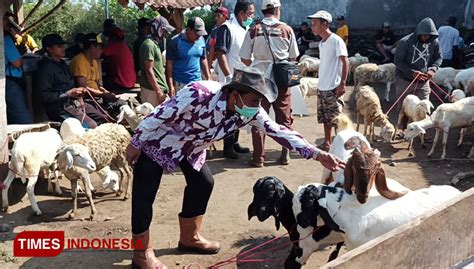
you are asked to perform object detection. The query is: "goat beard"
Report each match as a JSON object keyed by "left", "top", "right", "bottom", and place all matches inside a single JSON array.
[{"left": 274, "top": 215, "right": 281, "bottom": 231}]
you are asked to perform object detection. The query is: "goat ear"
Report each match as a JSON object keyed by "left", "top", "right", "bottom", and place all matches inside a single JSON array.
[
  {"left": 116, "top": 109, "right": 125, "bottom": 123},
  {"left": 66, "top": 151, "right": 74, "bottom": 169},
  {"left": 274, "top": 180, "right": 285, "bottom": 199},
  {"left": 274, "top": 216, "right": 281, "bottom": 231},
  {"left": 343, "top": 157, "right": 354, "bottom": 194},
  {"left": 374, "top": 168, "right": 405, "bottom": 200}
]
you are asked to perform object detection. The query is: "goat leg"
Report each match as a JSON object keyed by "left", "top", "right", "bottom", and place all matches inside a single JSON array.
[
  {"left": 427, "top": 129, "right": 440, "bottom": 157},
  {"left": 124, "top": 164, "right": 132, "bottom": 200},
  {"left": 69, "top": 179, "right": 78, "bottom": 219},
  {"left": 27, "top": 176, "right": 42, "bottom": 216},
  {"left": 328, "top": 242, "right": 345, "bottom": 262},
  {"left": 2, "top": 170, "right": 15, "bottom": 212},
  {"left": 441, "top": 129, "right": 449, "bottom": 160},
  {"left": 457, "top": 128, "right": 465, "bottom": 147},
  {"left": 81, "top": 175, "right": 97, "bottom": 221}
]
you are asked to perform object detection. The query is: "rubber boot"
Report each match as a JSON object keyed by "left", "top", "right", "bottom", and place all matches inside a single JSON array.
[
  {"left": 223, "top": 135, "right": 238, "bottom": 159},
  {"left": 132, "top": 230, "right": 167, "bottom": 269},
  {"left": 178, "top": 215, "right": 221, "bottom": 254},
  {"left": 279, "top": 147, "right": 290, "bottom": 165},
  {"left": 232, "top": 130, "right": 250, "bottom": 153}
]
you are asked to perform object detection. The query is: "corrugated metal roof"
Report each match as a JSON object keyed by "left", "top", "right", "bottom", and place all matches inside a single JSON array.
[{"left": 121, "top": 0, "right": 222, "bottom": 9}]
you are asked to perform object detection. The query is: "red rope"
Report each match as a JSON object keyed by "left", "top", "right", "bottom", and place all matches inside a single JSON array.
[
  {"left": 205, "top": 226, "right": 323, "bottom": 269},
  {"left": 7, "top": 167, "right": 39, "bottom": 178},
  {"left": 385, "top": 73, "right": 421, "bottom": 115},
  {"left": 430, "top": 88, "right": 445, "bottom": 104},
  {"left": 85, "top": 90, "right": 114, "bottom": 122},
  {"left": 429, "top": 79, "right": 450, "bottom": 97}
]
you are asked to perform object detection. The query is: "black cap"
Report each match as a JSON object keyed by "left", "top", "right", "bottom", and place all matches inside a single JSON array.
[
  {"left": 223, "top": 66, "right": 278, "bottom": 103},
  {"left": 336, "top": 15, "right": 345, "bottom": 21},
  {"left": 447, "top": 16, "right": 457, "bottom": 25},
  {"left": 42, "top": 34, "right": 66, "bottom": 48},
  {"left": 83, "top": 33, "right": 103, "bottom": 49},
  {"left": 103, "top": 18, "right": 117, "bottom": 31}
]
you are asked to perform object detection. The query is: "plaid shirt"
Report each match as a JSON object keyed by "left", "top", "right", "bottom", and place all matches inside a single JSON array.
[{"left": 131, "top": 81, "right": 319, "bottom": 172}]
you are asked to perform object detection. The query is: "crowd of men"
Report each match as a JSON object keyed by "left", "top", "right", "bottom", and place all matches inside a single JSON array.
[{"left": 2, "top": 2, "right": 465, "bottom": 163}]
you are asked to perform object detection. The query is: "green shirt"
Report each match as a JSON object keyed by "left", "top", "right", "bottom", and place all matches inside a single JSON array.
[{"left": 139, "top": 38, "right": 168, "bottom": 93}]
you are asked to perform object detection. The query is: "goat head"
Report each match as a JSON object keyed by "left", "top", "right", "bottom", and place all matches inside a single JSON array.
[{"left": 248, "top": 176, "right": 286, "bottom": 230}]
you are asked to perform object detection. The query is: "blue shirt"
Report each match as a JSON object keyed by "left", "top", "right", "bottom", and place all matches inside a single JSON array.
[
  {"left": 167, "top": 32, "right": 206, "bottom": 84},
  {"left": 4, "top": 35, "right": 23, "bottom": 78}
]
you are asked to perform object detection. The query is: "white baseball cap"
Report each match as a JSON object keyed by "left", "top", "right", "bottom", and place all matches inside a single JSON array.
[
  {"left": 261, "top": 0, "right": 281, "bottom": 10},
  {"left": 307, "top": 10, "right": 333, "bottom": 23}
]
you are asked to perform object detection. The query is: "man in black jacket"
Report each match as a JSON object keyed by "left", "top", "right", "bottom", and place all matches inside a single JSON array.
[{"left": 35, "top": 34, "right": 105, "bottom": 128}]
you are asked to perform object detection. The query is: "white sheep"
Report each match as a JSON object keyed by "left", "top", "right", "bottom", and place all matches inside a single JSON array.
[
  {"left": 454, "top": 67, "right": 474, "bottom": 91},
  {"left": 298, "top": 56, "right": 320, "bottom": 77},
  {"left": 449, "top": 89, "right": 466, "bottom": 102},
  {"left": 433, "top": 67, "right": 460, "bottom": 94},
  {"left": 394, "top": 94, "right": 434, "bottom": 148},
  {"left": 56, "top": 123, "right": 132, "bottom": 220},
  {"left": 117, "top": 103, "right": 154, "bottom": 131},
  {"left": 405, "top": 97, "right": 474, "bottom": 159},
  {"left": 294, "top": 183, "right": 460, "bottom": 251},
  {"left": 354, "top": 63, "right": 396, "bottom": 102},
  {"left": 299, "top": 77, "right": 318, "bottom": 99},
  {"left": 59, "top": 118, "right": 119, "bottom": 194},
  {"left": 2, "top": 128, "right": 63, "bottom": 215},
  {"left": 356, "top": 85, "right": 395, "bottom": 142},
  {"left": 465, "top": 78, "right": 474, "bottom": 96},
  {"left": 348, "top": 53, "right": 369, "bottom": 81}
]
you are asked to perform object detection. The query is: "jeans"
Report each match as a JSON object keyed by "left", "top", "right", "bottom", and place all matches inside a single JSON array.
[{"left": 6, "top": 78, "right": 32, "bottom": 124}]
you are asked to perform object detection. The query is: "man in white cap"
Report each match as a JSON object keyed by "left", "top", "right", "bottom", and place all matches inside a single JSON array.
[
  {"left": 240, "top": 0, "right": 299, "bottom": 167},
  {"left": 307, "top": 10, "right": 349, "bottom": 151}
]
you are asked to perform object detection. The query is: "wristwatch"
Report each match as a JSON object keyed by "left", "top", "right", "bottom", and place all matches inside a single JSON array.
[{"left": 313, "top": 149, "right": 321, "bottom": 160}]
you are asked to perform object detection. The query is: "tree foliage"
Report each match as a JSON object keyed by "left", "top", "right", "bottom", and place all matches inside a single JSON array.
[
  {"left": 24, "top": 0, "right": 158, "bottom": 46},
  {"left": 23, "top": 0, "right": 219, "bottom": 47}
]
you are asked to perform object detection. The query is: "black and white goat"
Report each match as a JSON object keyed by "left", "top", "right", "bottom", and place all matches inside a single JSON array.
[{"left": 248, "top": 177, "right": 344, "bottom": 268}]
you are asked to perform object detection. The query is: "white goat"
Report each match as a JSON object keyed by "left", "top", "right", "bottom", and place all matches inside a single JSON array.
[
  {"left": 454, "top": 67, "right": 474, "bottom": 91},
  {"left": 354, "top": 63, "right": 396, "bottom": 102},
  {"left": 348, "top": 53, "right": 369, "bottom": 81},
  {"left": 449, "top": 89, "right": 466, "bottom": 102},
  {"left": 298, "top": 56, "right": 320, "bottom": 77},
  {"left": 321, "top": 114, "right": 410, "bottom": 196},
  {"left": 405, "top": 97, "right": 474, "bottom": 159},
  {"left": 2, "top": 128, "right": 63, "bottom": 215},
  {"left": 433, "top": 67, "right": 460, "bottom": 94},
  {"left": 394, "top": 94, "right": 434, "bottom": 148},
  {"left": 294, "top": 183, "right": 460, "bottom": 252},
  {"left": 299, "top": 77, "right": 318, "bottom": 99},
  {"left": 356, "top": 85, "right": 395, "bottom": 142},
  {"left": 117, "top": 103, "right": 154, "bottom": 130}
]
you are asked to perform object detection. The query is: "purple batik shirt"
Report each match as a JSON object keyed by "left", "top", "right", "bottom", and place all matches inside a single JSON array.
[{"left": 131, "top": 80, "right": 320, "bottom": 172}]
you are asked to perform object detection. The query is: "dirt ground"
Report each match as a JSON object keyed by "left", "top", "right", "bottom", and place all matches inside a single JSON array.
[{"left": 1, "top": 85, "right": 473, "bottom": 269}]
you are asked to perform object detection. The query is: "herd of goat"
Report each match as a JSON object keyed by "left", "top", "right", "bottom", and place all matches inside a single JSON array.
[{"left": 0, "top": 53, "right": 471, "bottom": 267}]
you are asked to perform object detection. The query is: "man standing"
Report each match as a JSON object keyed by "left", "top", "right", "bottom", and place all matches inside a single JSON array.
[
  {"left": 438, "top": 16, "right": 460, "bottom": 68},
  {"left": 240, "top": 0, "right": 298, "bottom": 167},
  {"left": 166, "top": 17, "right": 211, "bottom": 96},
  {"left": 335, "top": 15, "right": 349, "bottom": 46},
  {"left": 215, "top": 1, "right": 255, "bottom": 159},
  {"left": 296, "top": 22, "right": 316, "bottom": 57},
  {"left": 139, "top": 17, "right": 175, "bottom": 106},
  {"left": 206, "top": 7, "right": 229, "bottom": 69},
  {"left": 308, "top": 10, "right": 348, "bottom": 151},
  {"left": 394, "top": 17, "right": 442, "bottom": 102},
  {"left": 133, "top": 18, "right": 151, "bottom": 74},
  {"left": 375, "top": 22, "right": 398, "bottom": 63}
]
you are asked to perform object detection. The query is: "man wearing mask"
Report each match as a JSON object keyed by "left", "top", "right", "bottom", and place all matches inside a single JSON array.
[
  {"left": 240, "top": 0, "right": 299, "bottom": 167},
  {"left": 215, "top": 1, "right": 255, "bottom": 159},
  {"left": 139, "top": 16, "right": 175, "bottom": 106},
  {"left": 394, "top": 17, "right": 442, "bottom": 103},
  {"left": 166, "top": 17, "right": 211, "bottom": 95}
]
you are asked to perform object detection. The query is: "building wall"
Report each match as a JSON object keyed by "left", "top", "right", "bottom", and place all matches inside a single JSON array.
[{"left": 225, "top": 0, "right": 473, "bottom": 29}]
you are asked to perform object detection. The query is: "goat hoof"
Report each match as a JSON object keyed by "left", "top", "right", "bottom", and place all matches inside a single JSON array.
[
  {"left": 34, "top": 210, "right": 42, "bottom": 216},
  {"left": 69, "top": 213, "right": 76, "bottom": 220},
  {"left": 89, "top": 215, "right": 95, "bottom": 221},
  {"left": 2, "top": 206, "right": 9, "bottom": 212},
  {"left": 123, "top": 195, "right": 129, "bottom": 201},
  {"left": 408, "top": 152, "right": 414, "bottom": 157}
]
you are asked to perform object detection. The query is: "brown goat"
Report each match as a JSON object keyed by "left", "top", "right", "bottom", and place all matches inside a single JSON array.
[{"left": 343, "top": 146, "right": 405, "bottom": 204}]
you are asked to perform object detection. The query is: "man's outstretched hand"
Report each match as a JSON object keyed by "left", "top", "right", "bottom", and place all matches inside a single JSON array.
[{"left": 315, "top": 151, "right": 346, "bottom": 172}]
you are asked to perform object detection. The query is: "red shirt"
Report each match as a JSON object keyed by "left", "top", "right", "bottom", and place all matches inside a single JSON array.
[{"left": 102, "top": 41, "right": 136, "bottom": 88}]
